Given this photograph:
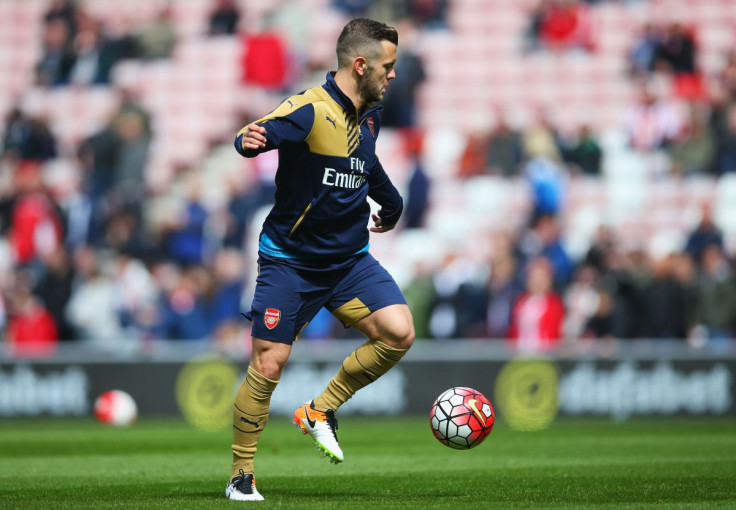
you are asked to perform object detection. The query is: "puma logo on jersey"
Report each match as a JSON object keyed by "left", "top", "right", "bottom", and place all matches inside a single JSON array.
[
  {"left": 287, "top": 99, "right": 295, "bottom": 108},
  {"left": 325, "top": 115, "right": 337, "bottom": 128}
]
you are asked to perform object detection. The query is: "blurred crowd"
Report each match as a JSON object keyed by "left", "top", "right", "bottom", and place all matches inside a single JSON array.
[
  {"left": 403, "top": 204, "right": 735, "bottom": 356},
  {"left": 414, "top": 1, "right": 736, "bottom": 354},
  {"left": 1, "top": 0, "right": 735, "bottom": 358}
]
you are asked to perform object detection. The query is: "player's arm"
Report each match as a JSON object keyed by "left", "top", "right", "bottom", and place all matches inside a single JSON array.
[
  {"left": 367, "top": 159, "right": 403, "bottom": 233},
  {"left": 234, "top": 103, "right": 315, "bottom": 158}
]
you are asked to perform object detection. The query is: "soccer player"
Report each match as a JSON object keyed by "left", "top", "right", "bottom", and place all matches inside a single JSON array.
[{"left": 225, "top": 18, "right": 415, "bottom": 502}]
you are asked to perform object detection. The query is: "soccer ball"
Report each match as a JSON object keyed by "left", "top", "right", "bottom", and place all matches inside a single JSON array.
[
  {"left": 94, "top": 390, "right": 138, "bottom": 427},
  {"left": 429, "top": 387, "right": 494, "bottom": 449}
]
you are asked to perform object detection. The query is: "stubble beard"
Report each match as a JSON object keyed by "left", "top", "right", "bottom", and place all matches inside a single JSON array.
[{"left": 358, "top": 70, "right": 383, "bottom": 106}]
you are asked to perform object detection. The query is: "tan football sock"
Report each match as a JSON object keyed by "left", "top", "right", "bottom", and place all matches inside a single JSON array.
[
  {"left": 312, "top": 340, "right": 408, "bottom": 412},
  {"left": 231, "top": 365, "right": 279, "bottom": 478}
]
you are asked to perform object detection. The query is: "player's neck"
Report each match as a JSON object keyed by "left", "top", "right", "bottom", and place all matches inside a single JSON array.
[{"left": 333, "top": 69, "right": 365, "bottom": 112}]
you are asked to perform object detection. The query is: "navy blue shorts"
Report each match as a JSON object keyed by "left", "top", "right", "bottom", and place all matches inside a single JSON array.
[{"left": 245, "top": 253, "right": 406, "bottom": 344}]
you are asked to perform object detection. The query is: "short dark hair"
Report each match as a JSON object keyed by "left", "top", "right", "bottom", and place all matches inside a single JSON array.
[{"left": 336, "top": 18, "right": 398, "bottom": 69}]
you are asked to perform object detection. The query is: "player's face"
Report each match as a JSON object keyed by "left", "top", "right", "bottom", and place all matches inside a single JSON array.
[{"left": 358, "top": 41, "right": 397, "bottom": 104}]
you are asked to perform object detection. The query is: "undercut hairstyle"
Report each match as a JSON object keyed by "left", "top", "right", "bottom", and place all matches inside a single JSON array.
[{"left": 336, "top": 18, "right": 398, "bottom": 69}]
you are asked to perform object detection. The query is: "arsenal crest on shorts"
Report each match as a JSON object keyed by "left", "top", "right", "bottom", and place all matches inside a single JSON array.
[
  {"left": 367, "top": 117, "right": 375, "bottom": 137},
  {"left": 264, "top": 308, "right": 281, "bottom": 329}
]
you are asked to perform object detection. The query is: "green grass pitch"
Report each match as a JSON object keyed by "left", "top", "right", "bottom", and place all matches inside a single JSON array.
[{"left": 1, "top": 416, "right": 735, "bottom": 509}]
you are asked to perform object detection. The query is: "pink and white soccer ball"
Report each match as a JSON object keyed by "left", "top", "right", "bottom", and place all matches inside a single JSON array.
[
  {"left": 430, "top": 386, "right": 494, "bottom": 449},
  {"left": 94, "top": 390, "right": 138, "bottom": 426}
]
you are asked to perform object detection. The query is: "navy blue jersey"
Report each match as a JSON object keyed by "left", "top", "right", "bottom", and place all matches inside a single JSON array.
[{"left": 234, "top": 72, "right": 403, "bottom": 259}]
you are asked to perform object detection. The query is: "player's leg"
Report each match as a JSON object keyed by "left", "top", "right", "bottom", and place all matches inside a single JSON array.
[
  {"left": 228, "top": 257, "right": 320, "bottom": 501},
  {"left": 227, "top": 338, "right": 291, "bottom": 502},
  {"left": 313, "top": 303, "right": 414, "bottom": 412},
  {"left": 294, "top": 254, "right": 414, "bottom": 463}
]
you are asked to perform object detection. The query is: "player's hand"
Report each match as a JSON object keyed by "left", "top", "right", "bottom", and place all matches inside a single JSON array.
[
  {"left": 241, "top": 123, "right": 267, "bottom": 150},
  {"left": 370, "top": 213, "right": 395, "bottom": 233}
]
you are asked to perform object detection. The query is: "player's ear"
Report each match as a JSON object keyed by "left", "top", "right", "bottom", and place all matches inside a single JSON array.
[{"left": 354, "top": 56, "right": 367, "bottom": 76}]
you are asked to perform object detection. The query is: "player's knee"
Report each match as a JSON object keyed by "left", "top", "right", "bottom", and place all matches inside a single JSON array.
[
  {"left": 255, "top": 359, "right": 285, "bottom": 381},
  {"left": 396, "top": 327, "right": 415, "bottom": 351},
  {"left": 250, "top": 339, "right": 291, "bottom": 380},
  {"left": 386, "top": 316, "right": 415, "bottom": 351}
]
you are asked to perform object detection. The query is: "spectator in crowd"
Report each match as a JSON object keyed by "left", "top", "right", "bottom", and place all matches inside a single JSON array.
[
  {"left": 671, "top": 250, "right": 698, "bottom": 336},
  {"left": 624, "top": 81, "right": 684, "bottom": 152},
  {"left": 562, "top": 124, "right": 602, "bottom": 176},
  {"left": 6, "top": 271, "right": 59, "bottom": 358},
  {"left": 667, "top": 104, "right": 716, "bottom": 176},
  {"left": 716, "top": 49, "right": 736, "bottom": 100},
  {"left": 402, "top": 260, "right": 436, "bottom": 339},
  {"left": 403, "top": 142, "right": 431, "bottom": 229},
  {"left": 523, "top": 158, "right": 567, "bottom": 218},
  {"left": 521, "top": 110, "right": 563, "bottom": 163},
  {"left": 580, "top": 287, "right": 616, "bottom": 353},
  {"left": 408, "top": 0, "right": 450, "bottom": 30},
  {"left": 0, "top": 166, "right": 14, "bottom": 237},
  {"left": 110, "top": 105, "right": 151, "bottom": 209},
  {"left": 563, "top": 263, "right": 600, "bottom": 341},
  {"left": 626, "top": 245, "right": 654, "bottom": 330},
  {"left": 458, "top": 114, "right": 523, "bottom": 178},
  {"left": 526, "top": 0, "right": 594, "bottom": 53},
  {"left": 136, "top": 4, "right": 176, "bottom": 60},
  {"left": 73, "top": 88, "right": 151, "bottom": 242},
  {"left": 34, "top": 245, "right": 76, "bottom": 341},
  {"left": 517, "top": 212, "right": 574, "bottom": 288},
  {"left": 36, "top": 17, "right": 75, "bottom": 86},
  {"left": 65, "top": 245, "right": 122, "bottom": 346},
  {"left": 65, "top": 25, "right": 118, "bottom": 86},
  {"left": 684, "top": 202, "right": 723, "bottom": 266},
  {"left": 486, "top": 117, "right": 524, "bottom": 176},
  {"left": 641, "top": 254, "right": 694, "bottom": 339},
  {"left": 117, "top": 87, "right": 152, "bottom": 137},
  {"left": 44, "top": 0, "right": 77, "bottom": 39},
  {"left": 457, "top": 129, "right": 489, "bottom": 178},
  {"left": 103, "top": 208, "right": 149, "bottom": 258},
  {"left": 113, "top": 252, "right": 158, "bottom": 341},
  {"left": 106, "top": 15, "right": 141, "bottom": 61},
  {"left": 449, "top": 276, "right": 491, "bottom": 338},
  {"left": 712, "top": 103, "right": 736, "bottom": 174},
  {"left": 651, "top": 22, "right": 697, "bottom": 75},
  {"left": 209, "top": 0, "right": 241, "bottom": 36},
  {"left": 583, "top": 224, "right": 615, "bottom": 274},
  {"left": 2, "top": 108, "right": 57, "bottom": 162},
  {"left": 157, "top": 266, "right": 215, "bottom": 340},
  {"left": 483, "top": 234, "right": 523, "bottom": 338},
  {"left": 240, "top": 27, "right": 290, "bottom": 91},
  {"left": 380, "top": 19, "right": 426, "bottom": 130},
  {"left": 591, "top": 240, "right": 642, "bottom": 340},
  {"left": 691, "top": 243, "right": 736, "bottom": 348},
  {"left": 428, "top": 251, "right": 486, "bottom": 338},
  {"left": 221, "top": 173, "right": 258, "bottom": 249},
  {"left": 209, "top": 249, "right": 246, "bottom": 332},
  {"left": 508, "top": 256, "right": 565, "bottom": 352},
  {"left": 163, "top": 176, "right": 211, "bottom": 267},
  {"left": 627, "top": 22, "right": 661, "bottom": 77},
  {"left": 8, "top": 161, "right": 64, "bottom": 269},
  {"left": 524, "top": 0, "right": 550, "bottom": 52},
  {"left": 76, "top": 122, "right": 119, "bottom": 246}
]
